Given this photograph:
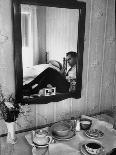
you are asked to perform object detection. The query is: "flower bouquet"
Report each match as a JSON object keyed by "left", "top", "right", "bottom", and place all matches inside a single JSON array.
[{"left": 0, "top": 85, "right": 20, "bottom": 144}]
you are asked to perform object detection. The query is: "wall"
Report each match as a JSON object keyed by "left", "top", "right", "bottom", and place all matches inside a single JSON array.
[
  {"left": 21, "top": 5, "right": 47, "bottom": 66},
  {"left": 21, "top": 4, "right": 34, "bottom": 68},
  {"left": 33, "top": 6, "right": 79, "bottom": 64},
  {"left": 0, "top": 0, "right": 15, "bottom": 96},
  {"left": 46, "top": 7, "right": 79, "bottom": 63},
  {"left": 36, "top": 6, "right": 47, "bottom": 64},
  {"left": 0, "top": 0, "right": 115, "bottom": 135}
]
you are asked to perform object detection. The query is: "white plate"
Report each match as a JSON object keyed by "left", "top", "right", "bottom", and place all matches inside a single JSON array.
[{"left": 85, "top": 129, "right": 104, "bottom": 139}]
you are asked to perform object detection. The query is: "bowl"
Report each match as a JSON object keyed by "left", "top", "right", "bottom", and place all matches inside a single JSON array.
[
  {"left": 80, "top": 119, "right": 92, "bottom": 130},
  {"left": 51, "top": 122, "right": 72, "bottom": 137},
  {"left": 85, "top": 142, "right": 103, "bottom": 155}
]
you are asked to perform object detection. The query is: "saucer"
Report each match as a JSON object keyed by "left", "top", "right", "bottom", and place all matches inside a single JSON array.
[
  {"left": 33, "top": 136, "right": 52, "bottom": 148},
  {"left": 80, "top": 144, "right": 105, "bottom": 155},
  {"left": 51, "top": 130, "right": 75, "bottom": 141}
]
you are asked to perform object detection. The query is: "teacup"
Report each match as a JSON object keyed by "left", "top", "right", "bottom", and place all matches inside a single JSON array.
[
  {"left": 80, "top": 119, "right": 92, "bottom": 130},
  {"left": 85, "top": 142, "right": 104, "bottom": 155}
]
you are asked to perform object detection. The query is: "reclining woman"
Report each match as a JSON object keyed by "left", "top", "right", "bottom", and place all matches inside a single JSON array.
[{"left": 23, "top": 51, "right": 77, "bottom": 96}]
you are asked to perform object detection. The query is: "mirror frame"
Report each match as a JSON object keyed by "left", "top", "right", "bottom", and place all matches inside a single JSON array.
[{"left": 12, "top": 0, "right": 86, "bottom": 104}]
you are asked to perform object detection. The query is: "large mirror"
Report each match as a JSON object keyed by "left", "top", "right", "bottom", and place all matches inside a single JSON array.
[{"left": 12, "top": 0, "right": 86, "bottom": 104}]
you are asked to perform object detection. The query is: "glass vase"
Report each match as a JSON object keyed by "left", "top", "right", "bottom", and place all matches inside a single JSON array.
[{"left": 5, "top": 121, "right": 16, "bottom": 144}]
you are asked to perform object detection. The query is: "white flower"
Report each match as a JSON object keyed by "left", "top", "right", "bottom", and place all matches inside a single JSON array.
[{"left": 4, "top": 102, "right": 14, "bottom": 109}]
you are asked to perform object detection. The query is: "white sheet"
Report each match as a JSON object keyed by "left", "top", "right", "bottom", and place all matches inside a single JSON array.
[{"left": 23, "top": 64, "right": 60, "bottom": 85}]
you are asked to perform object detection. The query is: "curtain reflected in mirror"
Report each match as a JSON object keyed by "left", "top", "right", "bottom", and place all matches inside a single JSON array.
[{"left": 21, "top": 4, "right": 79, "bottom": 97}]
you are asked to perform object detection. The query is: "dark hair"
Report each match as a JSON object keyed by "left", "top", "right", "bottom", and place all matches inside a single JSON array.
[{"left": 66, "top": 51, "right": 77, "bottom": 58}]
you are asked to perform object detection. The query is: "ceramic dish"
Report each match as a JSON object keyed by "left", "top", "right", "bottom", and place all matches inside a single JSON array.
[
  {"left": 85, "top": 129, "right": 104, "bottom": 139},
  {"left": 50, "top": 121, "right": 72, "bottom": 137},
  {"left": 80, "top": 119, "right": 92, "bottom": 130},
  {"left": 33, "top": 136, "right": 52, "bottom": 148},
  {"left": 52, "top": 130, "right": 75, "bottom": 141},
  {"left": 84, "top": 142, "right": 104, "bottom": 155},
  {"left": 80, "top": 143, "right": 105, "bottom": 155}
]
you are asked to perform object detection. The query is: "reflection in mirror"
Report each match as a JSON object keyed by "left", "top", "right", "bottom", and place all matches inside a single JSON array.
[
  {"left": 22, "top": 5, "right": 79, "bottom": 97},
  {"left": 13, "top": 0, "right": 86, "bottom": 104}
]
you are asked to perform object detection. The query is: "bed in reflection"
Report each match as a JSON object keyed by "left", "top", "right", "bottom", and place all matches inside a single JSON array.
[{"left": 23, "top": 60, "right": 70, "bottom": 97}]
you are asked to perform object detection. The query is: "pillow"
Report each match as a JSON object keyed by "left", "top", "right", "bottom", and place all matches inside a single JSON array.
[{"left": 48, "top": 60, "right": 62, "bottom": 71}]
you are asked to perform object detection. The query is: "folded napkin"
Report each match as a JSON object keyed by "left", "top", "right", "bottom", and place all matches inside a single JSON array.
[
  {"left": 48, "top": 143, "right": 80, "bottom": 155},
  {"left": 25, "top": 132, "right": 34, "bottom": 146}
]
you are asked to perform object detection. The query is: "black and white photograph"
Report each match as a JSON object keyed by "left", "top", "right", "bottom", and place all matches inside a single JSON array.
[{"left": 0, "top": 0, "right": 115, "bottom": 155}]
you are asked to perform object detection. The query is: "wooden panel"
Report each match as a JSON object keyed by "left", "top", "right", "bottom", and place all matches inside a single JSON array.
[
  {"left": 81, "top": 0, "right": 92, "bottom": 114},
  {"left": 35, "top": 103, "right": 54, "bottom": 126},
  {"left": 85, "top": 0, "right": 107, "bottom": 114},
  {"left": 15, "top": 104, "right": 36, "bottom": 131},
  {"left": 55, "top": 98, "right": 72, "bottom": 122},
  {"left": 100, "top": 0, "right": 115, "bottom": 111},
  {"left": 72, "top": 98, "right": 86, "bottom": 117}
]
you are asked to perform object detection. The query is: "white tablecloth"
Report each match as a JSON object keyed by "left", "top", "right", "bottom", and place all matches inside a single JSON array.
[{"left": 25, "top": 116, "right": 116, "bottom": 155}]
